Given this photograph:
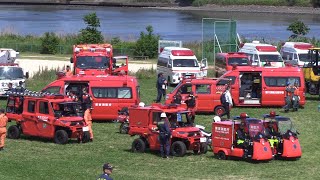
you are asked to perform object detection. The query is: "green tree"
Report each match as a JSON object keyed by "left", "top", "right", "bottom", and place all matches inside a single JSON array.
[
  {"left": 77, "top": 12, "right": 103, "bottom": 44},
  {"left": 40, "top": 32, "right": 60, "bottom": 54},
  {"left": 134, "top": 25, "right": 160, "bottom": 58},
  {"left": 287, "top": 20, "right": 310, "bottom": 38}
]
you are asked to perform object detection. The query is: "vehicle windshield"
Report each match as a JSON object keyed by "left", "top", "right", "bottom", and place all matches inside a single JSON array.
[
  {"left": 298, "top": 54, "right": 310, "bottom": 62},
  {"left": 259, "top": 55, "right": 283, "bottom": 62},
  {"left": 228, "top": 57, "right": 249, "bottom": 66},
  {"left": 168, "top": 112, "right": 193, "bottom": 128},
  {"left": 246, "top": 119, "right": 265, "bottom": 138},
  {"left": 277, "top": 118, "right": 296, "bottom": 135},
  {"left": 76, "top": 56, "right": 110, "bottom": 69},
  {"left": 173, "top": 59, "right": 199, "bottom": 67},
  {"left": 51, "top": 102, "right": 79, "bottom": 117},
  {"left": 0, "top": 67, "right": 24, "bottom": 80}
]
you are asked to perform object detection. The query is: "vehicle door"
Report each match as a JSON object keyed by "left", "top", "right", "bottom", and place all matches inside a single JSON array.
[
  {"left": 21, "top": 99, "right": 38, "bottom": 136},
  {"left": 194, "top": 83, "right": 212, "bottom": 111},
  {"left": 91, "top": 87, "right": 119, "bottom": 120},
  {"left": 252, "top": 54, "right": 260, "bottom": 66},
  {"left": 147, "top": 111, "right": 162, "bottom": 150},
  {"left": 200, "top": 58, "right": 208, "bottom": 77},
  {"left": 36, "top": 100, "right": 55, "bottom": 138},
  {"left": 261, "top": 76, "right": 286, "bottom": 106}
]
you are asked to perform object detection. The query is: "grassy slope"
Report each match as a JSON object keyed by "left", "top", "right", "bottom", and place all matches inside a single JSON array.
[{"left": 0, "top": 71, "right": 319, "bottom": 179}]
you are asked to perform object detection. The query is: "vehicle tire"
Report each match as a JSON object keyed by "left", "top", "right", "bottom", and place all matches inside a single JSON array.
[
  {"left": 171, "top": 141, "right": 187, "bottom": 157},
  {"left": 200, "top": 143, "right": 208, "bottom": 154},
  {"left": 119, "top": 123, "right": 129, "bottom": 134},
  {"left": 82, "top": 131, "right": 90, "bottom": 143},
  {"left": 214, "top": 106, "right": 226, "bottom": 116},
  {"left": 54, "top": 130, "right": 69, "bottom": 144},
  {"left": 132, "top": 138, "right": 146, "bottom": 153},
  {"left": 7, "top": 125, "right": 20, "bottom": 139},
  {"left": 217, "top": 151, "right": 227, "bottom": 160}
]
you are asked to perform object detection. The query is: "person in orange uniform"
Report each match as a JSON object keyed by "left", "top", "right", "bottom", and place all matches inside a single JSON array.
[
  {"left": 84, "top": 105, "right": 94, "bottom": 142},
  {"left": 65, "top": 65, "right": 73, "bottom": 77},
  {"left": 0, "top": 109, "right": 8, "bottom": 151}
]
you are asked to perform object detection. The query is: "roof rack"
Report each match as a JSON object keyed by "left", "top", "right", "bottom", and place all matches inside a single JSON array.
[{"left": 6, "top": 90, "right": 65, "bottom": 99}]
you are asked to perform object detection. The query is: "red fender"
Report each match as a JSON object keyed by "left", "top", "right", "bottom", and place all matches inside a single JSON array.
[
  {"left": 282, "top": 137, "right": 302, "bottom": 158},
  {"left": 252, "top": 139, "right": 273, "bottom": 161}
]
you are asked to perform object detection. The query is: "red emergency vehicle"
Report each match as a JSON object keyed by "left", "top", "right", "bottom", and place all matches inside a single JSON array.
[
  {"left": 70, "top": 44, "right": 128, "bottom": 75},
  {"left": 42, "top": 74, "right": 140, "bottom": 121},
  {"left": 221, "top": 65, "right": 305, "bottom": 107},
  {"left": 215, "top": 52, "right": 249, "bottom": 76},
  {"left": 6, "top": 91, "right": 89, "bottom": 144},
  {"left": 212, "top": 119, "right": 273, "bottom": 161},
  {"left": 129, "top": 104, "right": 207, "bottom": 157},
  {"left": 165, "top": 77, "right": 230, "bottom": 115}
]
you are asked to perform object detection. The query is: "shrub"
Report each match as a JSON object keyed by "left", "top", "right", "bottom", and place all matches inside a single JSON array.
[
  {"left": 132, "top": 67, "right": 156, "bottom": 79},
  {"left": 134, "top": 25, "right": 160, "bottom": 59},
  {"left": 40, "top": 32, "right": 60, "bottom": 54}
]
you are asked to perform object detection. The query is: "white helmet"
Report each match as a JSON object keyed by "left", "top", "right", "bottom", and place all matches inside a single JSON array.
[
  {"left": 139, "top": 102, "right": 145, "bottom": 107},
  {"left": 213, "top": 116, "right": 221, "bottom": 122},
  {"left": 160, "top": 112, "right": 167, "bottom": 118}
]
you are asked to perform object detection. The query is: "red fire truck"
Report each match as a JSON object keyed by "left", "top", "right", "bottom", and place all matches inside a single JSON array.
[
  {"left": 212, "top": 119, "right": 273, "bottom": 161},
  {"left": 70, "top": 44, "right": 128, "bottom": 75},
  {"left": 221, "top": 65, "right": 305, "bottom": 107},
  {"left": 129, "top": 104, "right": 207, "bottom": 157},
  {"left": 6, "top": 91, "right": 89, "bottom": 144},
  {"left": 42, "top": 74, "right": 140, "bottom": 121}
]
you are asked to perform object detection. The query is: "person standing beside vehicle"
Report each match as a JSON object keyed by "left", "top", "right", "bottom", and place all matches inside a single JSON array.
[
  {"left": 157, "top": 112, "right": 171, "bottom": 158},
  {"left": 156, "top": 73, "right": 167, "bottom": 103},
  {"left": 220, "top": 85, "right": 233, "bottom": 119},
  {"left": 64, "top": 65, "right": 73, "bottom": 77},
  {"left": 0, "top": 109, "right": 8, "bottom": 151},
  {"left": 82, "top": 88, "right": 93, "bottom": 111},
  {"left": 97, "top": 163, "right": 113, "bottom": 180},
  {"left": 84, "top": 105, "right": 94, "bottom": 142}
]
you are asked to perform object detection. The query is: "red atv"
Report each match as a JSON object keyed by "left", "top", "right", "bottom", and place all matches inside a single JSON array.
[
  {"left": 128, "top": 104, "right": 207, "bottom": 157},
  {"left": 6, "top": 92, "right": 90, "bottom": 144}
]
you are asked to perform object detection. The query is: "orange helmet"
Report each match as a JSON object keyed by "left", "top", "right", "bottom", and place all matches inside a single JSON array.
[
  {"left": 269, "top": 111, "right": 276, "bottom": 118},
  {"left": 240, "top": 113, "right": 247, "bottom": 119}
]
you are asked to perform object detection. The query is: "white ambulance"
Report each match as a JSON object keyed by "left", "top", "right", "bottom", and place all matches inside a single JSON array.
[
  {"left": 280, "top": 42, "right": 313, "bottom": 67},
  {"left": 157, "top": 47, "right": 207, "bottom": 85},
  {"left": 239, "top": 41, "right": 284, "bottom": 67}
]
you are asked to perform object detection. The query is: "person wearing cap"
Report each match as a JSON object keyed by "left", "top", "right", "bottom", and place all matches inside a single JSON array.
[
  {"left": 157, "top": 112, "right": 171, "bottom": 158},
  {"left": 15, "top": 81, "right": 25, "bottom": 93},
  {"left": 0, "top": 109, "right": 8, "bottom": 151},
  {"left": 64, "top": 65, "right": 73, "bottom": 77},
  {"left": 156, "top": 73, "right": 167, "bottom": 103},
  {"left": 236, "top": 122, "right": 249, "bottom": 158},
  {"left": 82, "top": 88, "right": 92, "bottom": 111},
  {"left": 284, "top": 81, "right": 295, "bottom": 112},
  {"left": 84, "top": 105, "right": 93, "bottom": 142},
  {"left": 97, "top": 163, "right": 113, "bottom": 180}
]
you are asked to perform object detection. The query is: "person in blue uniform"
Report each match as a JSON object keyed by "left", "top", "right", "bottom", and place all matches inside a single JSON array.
[
  {"left": 157, "top": 112, "right": 171, "bottom": 158},
  {"left": 156, "top": 73, "right": 167, "bottom": 103},
  {"left": 97, "top": 163, "right": 113, "bottom": 180}
]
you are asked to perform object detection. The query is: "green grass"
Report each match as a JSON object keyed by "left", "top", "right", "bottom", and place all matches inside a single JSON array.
[{"left": 0, "top": 70, "right": 320, "bottom": 179}]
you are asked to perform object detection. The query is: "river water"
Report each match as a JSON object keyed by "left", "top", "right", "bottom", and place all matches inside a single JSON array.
[{"left": 0, "top": 5, "right": 319, "bottom": 42}]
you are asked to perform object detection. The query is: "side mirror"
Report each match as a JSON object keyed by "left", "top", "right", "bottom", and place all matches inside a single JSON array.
[
  {"left": 70, "top": 57, "right": 73, "bottom": 63},
  {"left": 25, "top": 72, "right": 29, "bottom": 79}
]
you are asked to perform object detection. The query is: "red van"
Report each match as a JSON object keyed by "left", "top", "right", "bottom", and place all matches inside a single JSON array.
[
  {"left": 221, "top": 66, "right": 305, "bottom": 107},
  {"left": 215, "top": 52, "right": 249, "bottom": 77}
]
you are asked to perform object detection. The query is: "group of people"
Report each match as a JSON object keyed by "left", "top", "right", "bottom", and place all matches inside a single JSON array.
[
  {"left": 284, "top": 81, "right": 300, "bottom": 112},
  {"left": 6, "top": 81, "right": 26, "bottom": 114}
]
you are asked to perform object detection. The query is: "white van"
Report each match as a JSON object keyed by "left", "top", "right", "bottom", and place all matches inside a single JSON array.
[
  {"left": 157, "top": 47, "right": 207, "bottom": 84},
  {"left": 280, "top": 42, "right": 313, "bottom": 67},
  {"left": 239, "top": 41, "right": 284, "bottom": 67}
]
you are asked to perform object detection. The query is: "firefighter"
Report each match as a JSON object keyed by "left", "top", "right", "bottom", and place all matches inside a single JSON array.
[
  {"left": 6, "top": 83, "right": 14, "bottom": 93},
  {"left": 15, "top": 81, "right": 25, "bottom": 93},
  {"left": 0, "top": 109, "right": 8, "bottom": 151},
  {"left": 65, "top": 65, "right": 73, "bottom": 77},
  {"left": 84, "top": 105, "right": 94, "bottom": 142},
  {"left": 68, "top": 91, "right": 78, "bottom": 102},
  {"left": 292, "top": 81, "right": 300, "bottom": 111},
  {"left": 156, "top": 73, "right": 167, "bottom": 103},
  {"left": 220, "top": 85, "right": 233, "bottom": 119},
  {"left": 157, "top": 112, "right": 171, "bottom": 158},
  {"left": 97, "top": 163, "right": 113, "bottom": 180},
  {"left": 284, "top": 82, "right": 294, "bottom": 112},
  {"left": 172, "top": 91, "right": 182, "bottom": 104},
  {"left": 82, "top": 88, "right": 92, "bottom": 111},
  {"left": 185, "top": 91, "right": 196, "bottom": 109},
  {"left": 236, "top": 122, "right": 249, "bottom": 158}
]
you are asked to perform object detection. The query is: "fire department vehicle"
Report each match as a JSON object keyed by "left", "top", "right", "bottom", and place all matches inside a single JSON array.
[
  {"left": 263, "top": 113, "right": 302, "bottom": 159},
  {"left": 212, "top": 118, "right": 273, "bottom": 161},
  {"left": 165, "top": 77, "right": 230, "bottom": 116},
  {"left": 239, "top": 41, "right": 284, "bottom": 67},
  {"left": 129, "top": 104, "right": 207, "bottom": 157},
  {"left": 6, "top": 91, "right": 90, "bottom": 144},
  {"left": 157, "top": 47, "right": 208, "bottom": 85},
  {"left": 220, "top": 65, "right": 305, "bottom": 107},
  {"left": 280, "top": 42, "right": 313, "bottom": 67},
  {"left": 215, "top": 52, "right": 249, "bottom": 76},
  {"left": 42, "top": 74, "right": 140, "bottom": 121},
  {"left": 70, "top": 44, "right": 129, "bottom": 75},
  {"left": 302, "top": 47, "right": 320, "bottom": 95}
]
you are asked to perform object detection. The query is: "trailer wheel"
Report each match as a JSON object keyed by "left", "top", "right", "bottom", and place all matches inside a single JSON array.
[
  {"left": 217, "top": 151, "right": 227, "bottom": 160},
  {"left": 193, "top": 143, "right": 208, "bottom": 155},
  {"left": 214, "top": 106, "right": 226, "bottom": 116},
  {"left": 7, "top": 125, "right": 20, "bottom": 139},
  {"left": 119, "top": 123, "right": 129, "bottom": 134},
  {"left": 54, "top": 130, "right": 69, "bottom": 144},
  {"left": 132, "top": 138, "right": 146, "bottom": 153},
  {"left": 171, "top": 141, "right": 187, "bottom": 157},
  {"left": 82, "top": 132, "right": 90, "bottom": 143}
]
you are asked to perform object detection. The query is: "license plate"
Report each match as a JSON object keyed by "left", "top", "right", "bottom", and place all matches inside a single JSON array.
[
  {"left": 82, "top": 127, "right": 89, "bottom": 132},
  {"left": 200, "top": 137, "right": 207, "bottom": 143}
]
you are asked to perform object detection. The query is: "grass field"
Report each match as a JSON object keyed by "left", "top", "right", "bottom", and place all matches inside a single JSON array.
[{"left": 0, "top": 70, "right": 320, "bottom": 180}]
